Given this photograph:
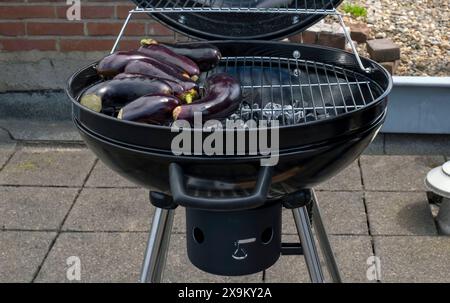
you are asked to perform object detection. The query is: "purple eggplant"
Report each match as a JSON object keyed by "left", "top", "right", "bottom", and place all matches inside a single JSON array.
[
  {"left": 142, "top": 39, "right": 221, "bottom": 72},
  {"left": 96, "top": 50, "right": 191, "bottom": 79},
  {"left": 124, "top": 59, "right": 199, "bottom": 99},
  {"left": 118, "top": 94, "right": 181, "bottom": 125},
  {"left": 139, "top": 39, "right": 200, "bottom": 78},
  {"left": 173, "top": 73, "right": 241, "bottom": 122},
  {"left": 79, "top": 78, "right": 173, "bottom": 112},
  {"left": 113, "top": 73, "right": 198, "bottom": 104}
]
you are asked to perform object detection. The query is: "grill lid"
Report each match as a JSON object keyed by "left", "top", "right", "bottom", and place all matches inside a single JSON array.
[{"left": 130, "top": 0, "right": 344, "bottom": 40}]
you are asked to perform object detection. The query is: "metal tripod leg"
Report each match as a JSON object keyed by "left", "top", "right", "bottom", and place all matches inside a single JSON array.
[
  {"left": 140, "top": 208, "right": 175, "bottom": 283},
  {"left": 292, "top": 206, "right": 325, "bottom": 283},
  {"left": 311, "top": 189, "right": 342, "bottom": 283},
  {"left": 292, "top": 189, "right": 342, "bottom": 283}
]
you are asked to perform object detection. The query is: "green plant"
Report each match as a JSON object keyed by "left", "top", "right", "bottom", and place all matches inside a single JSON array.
[{"left": 342, "top": 3, "right": 368, "bottom": 18}]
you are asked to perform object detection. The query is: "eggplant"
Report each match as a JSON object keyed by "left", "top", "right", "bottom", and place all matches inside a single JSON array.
[
  {"left": 124, "top": 59, "right": 199, "bottom": 97},
  {"left": 79, "top": 78, "right": 173, "bottom": 112},
  {"left": 173, "top": 73, "right": 241, "bottom": 122},
  {"left": 142, "top": 39, "right": 221, "bottom": 72},
  {"left": 96, "top": 50, "right": 191, "bottom": 79},
  {"left": 139, "top": 39, "right": 200, "bottom": 78},
  {"left": 118, "top": 94, "right": 181, "bottom": 125},
  {"left": 113, "top": 73, "right": 198, "bottom": 104}
]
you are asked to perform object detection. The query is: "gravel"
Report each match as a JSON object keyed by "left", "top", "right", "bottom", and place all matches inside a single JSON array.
[{"left": 341, "top": 0, "right": 449, "bottom": 76}]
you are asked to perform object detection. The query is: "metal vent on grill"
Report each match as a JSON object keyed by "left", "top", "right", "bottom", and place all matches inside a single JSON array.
[{"left": 198, "top": 56, "right": 380, "bottom": 126}]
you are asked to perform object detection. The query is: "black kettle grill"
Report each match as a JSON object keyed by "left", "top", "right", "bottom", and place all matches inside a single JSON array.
[{"left": 67, "top": 0, "right": 392, "bottom": 282}]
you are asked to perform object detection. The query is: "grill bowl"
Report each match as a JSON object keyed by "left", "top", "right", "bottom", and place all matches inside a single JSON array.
[{"left": 68, "top": 41, "right": 391, "bottom": 201}]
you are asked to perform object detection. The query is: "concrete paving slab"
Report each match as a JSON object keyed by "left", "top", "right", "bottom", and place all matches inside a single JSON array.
[
  {"left": 265, "top": 235, "right": 374, "bottom": 283},
  {"left": 35, "top": 232, "right": 147, "bottom": 283},
  {"left": 0, "top": 231, "right": 56, "bottom": 283},
  {"left": 173, "top": 207, "right": 186, "bottom": 233},
  {"left": 85, "top": 161, "right": 138, "bottom": 188},
  {"left": 163, "top": 234, "right": 263, "bottom": 283},
  {"left": 282, "top": 208, "right": 297, "bottom": 235},
  {"left": 0, "top": 147, "right": 15, "bottom": 170},
  {"left": 330, "top": 235, "right": 375, "bottom": 283},
  {"left": 360, "top": 155, "right": 445, "bottom": 191},
  {"left": 0, "top": 119, "right": 82, "bottom": 142},
  {"left": 0, "top": 129, "right": 15, "bottom": 169},
  {"left": 282, "top": 191, "right": 367, "bottom": 235},
  {"left": 374, "top": 236, "right": 450, "bottom": 283},
  {"left": 63, "top": 188, "right": 153, "bottom": 232},
  {"left": 0, "top": 187, "right": 78, "bottom": 230},
  {"left": 316, "top": 191, "right": 368, "bottom": 235},
  {"left": 316, "top": 161, "right": 362, "bottom": 191},
  {"left": 366, "top": 192, "right": 437, "bottom": 236},
  {"left": 263, "top": 235, "right": 310, "bottom": 283},
  {"left": 0, "top": 146, "right": 96, "bottom": 186}
]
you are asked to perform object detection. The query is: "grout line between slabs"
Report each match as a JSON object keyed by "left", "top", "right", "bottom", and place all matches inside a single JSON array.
[
  {"left": 358, "top": 158, "right": 380, "bottom": 283},
  {"left": 30, "top": 158, "right": 99, "bottom": 282},
  {"left": 0, "top": 146, "right": 18, "bottom": 173}
]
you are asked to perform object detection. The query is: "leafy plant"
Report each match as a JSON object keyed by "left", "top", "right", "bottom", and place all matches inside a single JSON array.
[{"left": 342, "top": 3, "right": 368, "bottom": 18}]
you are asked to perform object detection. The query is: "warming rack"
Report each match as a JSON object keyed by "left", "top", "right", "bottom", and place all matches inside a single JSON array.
[{"left": 111, "top": 1, "right": 373, "bottom": 73}]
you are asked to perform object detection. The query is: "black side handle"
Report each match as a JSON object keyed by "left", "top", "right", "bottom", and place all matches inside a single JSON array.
[{"left": 169, "top": 163, "right": 273, "bottom": 211}]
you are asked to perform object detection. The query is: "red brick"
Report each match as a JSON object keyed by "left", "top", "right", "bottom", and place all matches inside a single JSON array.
[
  {"left": 27, "top": 22, "right": 84, "bottom": 36},
  {"left": 350, "top": 22, "right": 371, "bottom": 43},
  {"left": 55, "top": 5, "right": 114, "bottom": 19},
  {"left": 0, "top": 22, "right": 26, "bottom": 36},
  {"left": 316, "top": 33, "right": 346, "bottom": 49},
  {"left": 289, "top": 31, "right": 317, "bottom": 44},
  {"left": 367, "top": 39, "right": 401, "bottom": 62},
  {"left": 0, "top": 6, "right": 55, "bottom": 19},
  {"left": 147, "top": 23, "right": 174, "bottom": 36},
  {"left": 60, "top": 39, "right": 114, "bottom": 52},
  {"left": 118, "top": 40, "right": 142, "bottom": 51},
  {"left": 87, "top": 22, "right": 145, "bottom": 36},
  {"left": 0, "top": 38, "right": 56, "bottom": 51},
  {"left": 380, "top": 60, "right": 400, "bottom": 75},
  {"left": 60, "top": 38, "right": 140, "bottom": 52}
]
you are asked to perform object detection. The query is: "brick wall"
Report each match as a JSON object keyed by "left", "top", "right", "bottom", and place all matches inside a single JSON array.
[{"left": 0, "top": 1, "right": 176, "bottom": 52}]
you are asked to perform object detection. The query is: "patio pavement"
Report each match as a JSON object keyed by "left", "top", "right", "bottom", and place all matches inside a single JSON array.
[{"left": 0, "top": 136, "right": 449, "bottom": 283}]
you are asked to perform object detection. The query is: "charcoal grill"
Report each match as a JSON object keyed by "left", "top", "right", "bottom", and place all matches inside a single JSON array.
[{"left": 67, "top": 0, "right": 392, "bottom": 282}]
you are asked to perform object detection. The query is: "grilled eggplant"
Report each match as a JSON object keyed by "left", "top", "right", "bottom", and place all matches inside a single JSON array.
[
  {"left": 139, "top": 39, "right": 200, "bottom": 78},
  {"left": 141, "top": 39, "right": 221, "bottom": 72},
  {"left": 96, "top": 51, "right": 191, "bottom": 79},
  {"left": 118, "top": 94, "right": 181, "bottom": 125},
  {"left": 79, "top": 78, "right": 173, "bottom": 112},
  {"left": 124, "top": 59, "right": 198, "bottom": 94},
  {"left": 173, "top": 73, "right": 241, "bottom": 122},
  {"left": 113, "top": 73, "right": 198, "bottom": 104}
]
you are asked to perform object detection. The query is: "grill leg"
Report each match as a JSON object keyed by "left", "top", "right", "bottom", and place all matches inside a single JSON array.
[
  {"left": 140, "top": 208, "right": 175, "bottom": 283},
  {"left": 292, "top": 206, "right": 325, "bottom": 283},
  {"left": 311, "top": 189, "right": 342, "bottom": 283}
]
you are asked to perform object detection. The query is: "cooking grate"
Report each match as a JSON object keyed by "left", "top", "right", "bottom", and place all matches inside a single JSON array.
[
  {"left": 198, "top": 56, "right": 381, "bottom": 126},
  {"left": 132, "top": 0, "right": 339, "bottom": 14}
]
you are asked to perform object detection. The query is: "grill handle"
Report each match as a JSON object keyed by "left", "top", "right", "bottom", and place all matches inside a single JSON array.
[{"left": 169, "top": 163, "right": 273, "bottom": 211}]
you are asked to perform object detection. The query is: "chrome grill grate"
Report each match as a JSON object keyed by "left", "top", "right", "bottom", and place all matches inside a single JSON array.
[
  {"left": 199, "top": 56, "right": 381, "bottom": 125},
  {"left": 132, "top": 0, "right": 339, "bottom": 14}
]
